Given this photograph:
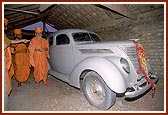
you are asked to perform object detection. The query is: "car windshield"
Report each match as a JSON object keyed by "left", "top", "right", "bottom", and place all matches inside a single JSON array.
[{"left": 72, "top": 32, "right": 101, "bottom": 42}]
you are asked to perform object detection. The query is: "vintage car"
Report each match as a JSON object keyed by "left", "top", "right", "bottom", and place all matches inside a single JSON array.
[{"left": 47, "top": 29, "right": 158, "bottom": 110}]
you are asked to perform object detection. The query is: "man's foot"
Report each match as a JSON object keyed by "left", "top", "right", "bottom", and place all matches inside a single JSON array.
[
  {"left": 34, "top": 83, "right": 39, "bottom": 89},
  {"left": 44, "top": 82, "right": 50, "bottom": 86},
  {"left": 18, "top": 82, "right": 21, "bottom": 87}
]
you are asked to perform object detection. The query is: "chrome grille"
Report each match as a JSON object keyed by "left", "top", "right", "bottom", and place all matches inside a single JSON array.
[{"left": 120, "top": 46, "right": 139, "bottom": 71}]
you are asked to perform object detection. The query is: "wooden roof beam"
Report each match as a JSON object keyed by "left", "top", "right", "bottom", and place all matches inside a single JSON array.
[
  {"left": 100, "top": 4, "right": 137, "bottom": 20},
  {"left": 5, "top": 7, "right": 39, "bottom": 15}
]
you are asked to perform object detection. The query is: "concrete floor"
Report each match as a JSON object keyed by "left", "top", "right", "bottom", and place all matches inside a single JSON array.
[{"left": 6, "top": 70, "right": 165, "bottom": 112}]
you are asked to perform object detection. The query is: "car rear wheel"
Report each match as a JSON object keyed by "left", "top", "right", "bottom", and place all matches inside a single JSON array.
[{"left": 82, "top": 71, "right": 116, "bottom": 110}]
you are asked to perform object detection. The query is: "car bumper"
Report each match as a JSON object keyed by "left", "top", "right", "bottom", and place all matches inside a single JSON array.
[{"left": 124, "top": 75, "right": 159, "bottom": 98}]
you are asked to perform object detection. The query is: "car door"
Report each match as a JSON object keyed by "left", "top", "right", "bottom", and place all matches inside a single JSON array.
[{"left": 51, "top": 33, "right": 74, "bottom": 75}]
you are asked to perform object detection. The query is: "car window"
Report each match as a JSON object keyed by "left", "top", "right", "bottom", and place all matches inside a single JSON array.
[
  {"left": 56, "top": 34, "right": 70, "bottom": 45},
  {"left": 72, "top": 32, "right": 101, "bottom": 42},
  {"left": 72, "top": 33, "right": 91, "bottom": 42},
  {"left": 49, "top": 36, "right": 53, "bottom": 46},
  {"left": 90, "top": 33, "right": 101, "bottom": 41}
]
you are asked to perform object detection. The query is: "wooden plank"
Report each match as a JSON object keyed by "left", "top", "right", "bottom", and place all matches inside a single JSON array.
[{"left": 101, "top": 4, "right": 137, "bottom": 20}]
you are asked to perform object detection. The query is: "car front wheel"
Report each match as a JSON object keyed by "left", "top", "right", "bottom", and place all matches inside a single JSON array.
[{"left": 82, "top": 71, "right": 116, "bottom": 110}]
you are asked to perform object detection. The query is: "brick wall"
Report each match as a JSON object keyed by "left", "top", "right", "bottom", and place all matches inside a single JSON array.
[{"left": 95, "top": 7, "right": 164, "bottom": 82}]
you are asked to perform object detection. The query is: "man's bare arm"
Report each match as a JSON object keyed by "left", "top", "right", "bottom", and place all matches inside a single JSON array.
[{"left": 10, "top": 39, "right": 30, "bottom": 44}]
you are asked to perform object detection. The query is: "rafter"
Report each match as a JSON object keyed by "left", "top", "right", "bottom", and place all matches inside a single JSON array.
[{"left": 100, "top": 4, "right": 137, "bottom": 20}]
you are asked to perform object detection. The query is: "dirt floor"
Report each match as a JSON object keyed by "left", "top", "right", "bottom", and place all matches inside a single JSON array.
[{"left": 6, "top": 70, "right": 165, "bottom": 112}]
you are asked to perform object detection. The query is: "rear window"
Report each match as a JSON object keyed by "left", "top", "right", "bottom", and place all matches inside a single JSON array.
[{"left": 56, "top": 34, "right": 70, "bottom": 45}]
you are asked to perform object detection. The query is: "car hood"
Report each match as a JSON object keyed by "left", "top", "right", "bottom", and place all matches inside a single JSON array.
[{"left": 76, "top": 40, "right": 135, "bottom": 48}]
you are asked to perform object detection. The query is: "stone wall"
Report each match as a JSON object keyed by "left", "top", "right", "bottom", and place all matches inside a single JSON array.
[{"left": 95, "top": 7, "right": 164, "bottom": 82}]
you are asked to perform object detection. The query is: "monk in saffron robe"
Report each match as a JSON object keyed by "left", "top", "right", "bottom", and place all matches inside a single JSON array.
[
  {"left": 28, "top": 27, "right": 50, "bottom": 88},
  {"left": 4, "top": 18, "right": 14, "bottom": 95},
  {"left": 5, "top": 45, "right": 13, "bottom": 95},
  {"left": 13, "top": 29, "right": 30, "bottom": 87},
  {"left": 4, "top": 18, "right": 29, "bottom": 94}
]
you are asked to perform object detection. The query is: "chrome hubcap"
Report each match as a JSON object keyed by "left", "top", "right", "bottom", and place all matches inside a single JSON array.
[{"left": 86, "top": 78, "right": 105, "bottom": 104}]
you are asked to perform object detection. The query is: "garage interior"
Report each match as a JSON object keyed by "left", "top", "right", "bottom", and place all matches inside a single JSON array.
[{"left": 4, "top": 3, "right": 165, "bottom": 111}]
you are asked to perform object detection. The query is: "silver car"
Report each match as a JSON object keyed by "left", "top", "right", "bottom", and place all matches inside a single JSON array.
[{"left": 47, "top": 29, "right": 158, "bottom": 110}]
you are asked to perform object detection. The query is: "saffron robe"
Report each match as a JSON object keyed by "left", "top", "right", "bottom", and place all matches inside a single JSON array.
[
  {"left": 28, "top": 37, "right": 50, "bottom": 83},
  {"left": 13, "top": 40, "right": 30, "bottom": 83},
  {"left": 4, "top": 34, "right": 14, "bottom": 95}
]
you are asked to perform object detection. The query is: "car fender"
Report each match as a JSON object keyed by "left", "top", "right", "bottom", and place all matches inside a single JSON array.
[{"left": 69, "top": 56, "right": 127, "bottom": 93}]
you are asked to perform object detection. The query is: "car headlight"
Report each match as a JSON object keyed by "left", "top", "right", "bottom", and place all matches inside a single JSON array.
[{"left": 120, "top": 58, "right": 130, "bottom": 74}]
